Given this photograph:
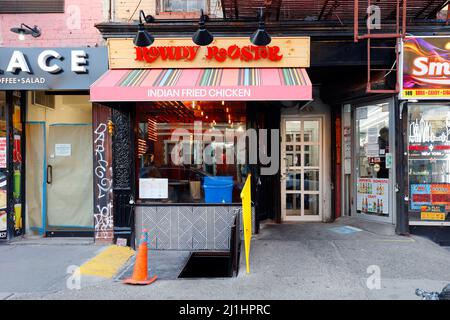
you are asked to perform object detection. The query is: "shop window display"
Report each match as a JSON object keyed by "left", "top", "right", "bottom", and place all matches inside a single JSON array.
[
  {"left": 11, "top": 92, "right": 23, "bottom": 236},
  {"left": 0, "top": 91, "right": 24, "bottom": 238},
  {"left": 408, "top": 103, "right": 450, "bottom": 222},
  {"left": 0, "top": 92, "right": 7, "bottom": 239},
  {"left": 136, "top": 101, "right": 248, "bottom": 203}
]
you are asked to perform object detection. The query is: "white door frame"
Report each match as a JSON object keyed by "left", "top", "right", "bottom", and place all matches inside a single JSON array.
[
  {"left": 281, "top": 115, "right": 324, "bottom": 222},
  {"left": 351, "top": 98, "right": 396, "bottom": 224}
]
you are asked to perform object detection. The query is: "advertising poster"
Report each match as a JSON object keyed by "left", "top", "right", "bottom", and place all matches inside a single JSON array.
[
  {"left": 400, "top": 36, "right": 450, "bottom": 99},
  {"left": 410, "top": 184, "right": 432, "bottom": 210},
  {"left": 0, "top": 210, "right": 6, "bottom": 239},
  {"left": 411, "top": 183, "right": 450, "bottom": 211},
  {"left": 420, "top": 205, "right": 446, "bottom": 221},
  {"left": 0, "top": 172, "right": 7, "bottom": 239},
  {"left": 430, "top": 184, "right": 450, "bottom": 210},
  {"left": 0, "top": 137, "right": 6, "bottom": 169},
  {"left": 0, "top": 137, "right": 6, "bottom": 168},
  {"left": 357, "top": 178, "right": 389, "bottom": 214},
  {"left": 13, "top": 134, "right": 22, "bottom": 163}
]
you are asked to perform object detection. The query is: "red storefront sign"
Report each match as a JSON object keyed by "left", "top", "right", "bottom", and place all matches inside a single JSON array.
[{"left": 135, "top": 45, "right": 283, "bottom": 63}]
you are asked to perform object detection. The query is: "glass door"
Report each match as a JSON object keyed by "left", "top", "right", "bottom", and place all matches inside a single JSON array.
[
  {"left": 46, "top": 124, "right": 93, "bottom": 230},
  {"left": 281, "top": 117, "right": 322, "bottom": 221},
  {"left": 353, "top": 100, "right": 395, "bottom": 223}
]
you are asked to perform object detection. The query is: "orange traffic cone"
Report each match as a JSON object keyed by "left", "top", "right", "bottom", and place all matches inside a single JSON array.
[{"left": 123, "top": 229, "right": 157, "bottom": 285}]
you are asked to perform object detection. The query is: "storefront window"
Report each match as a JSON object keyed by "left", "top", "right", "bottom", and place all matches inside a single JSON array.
[
  {"left": 355, "top": 102, "right": 391, "bottom": 218},
  {"left": 11, "top": 92, "right": 23, "bottom": 236},
  {"left": 136, "top": 102, "right": 247, "bottom": 203},
  {"left": 0, "top": 92, "right": 7, "bottom": 239},
  {"left": 161, "top": 0, "right": 207, "bottom": 12},
  {"left": 408, "top": 103, "right": 450, "bottom": 223}
]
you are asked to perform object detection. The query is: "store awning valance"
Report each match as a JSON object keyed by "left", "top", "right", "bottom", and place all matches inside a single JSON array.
[{"left": 90, "top": 68, "right": 312, "bottom": 102}]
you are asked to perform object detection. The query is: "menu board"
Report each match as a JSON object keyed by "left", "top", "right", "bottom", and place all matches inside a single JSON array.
[
  {"left": 411, "top": 184, "right": 450, "bottom": 211},
  {"left": 139, "top": 178, "right": 168, "bottom": 199},
  {"left": 357, "top": 178, "right": 389, "bottom": 214}
]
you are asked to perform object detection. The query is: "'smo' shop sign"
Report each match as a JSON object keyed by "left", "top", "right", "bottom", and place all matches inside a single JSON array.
[{"left": 108, "top": 37, "right": 310, "bottom": 69}]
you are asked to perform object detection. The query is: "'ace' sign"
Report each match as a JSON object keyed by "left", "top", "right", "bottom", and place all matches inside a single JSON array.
[{"left": 0, "top": 47, "right": 108, "bottom": 90}]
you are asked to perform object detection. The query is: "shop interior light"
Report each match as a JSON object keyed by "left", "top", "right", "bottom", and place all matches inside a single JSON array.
[
  {"left": 134, "top": 10, "right": 155, "bottom": 47},
  {"left": 250, "top": 8, "right": 271, "bottom": 46},
  {"left": 192, "top": 9, "right": 214, "bottom": 46},
  {"left": 147, "top": 117, "right": 157, "bottom": 142},
  {"left": 10, "top": 23, "right": 41, "bottom": 40}
]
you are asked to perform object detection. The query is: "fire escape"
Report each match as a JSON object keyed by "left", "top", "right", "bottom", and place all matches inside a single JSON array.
[
  {"left": 354, "top": 0, "right": 407, "bottom": 93},
  {"left": 219, "top": 0, "right": 448, "bottom": 93}
]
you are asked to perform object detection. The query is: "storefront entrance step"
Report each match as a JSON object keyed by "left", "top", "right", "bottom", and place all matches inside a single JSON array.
[
  {"left": 8, "top": 237, "right": 94, "bottom": 246},
  {"left": 335, "top": 217, "right": 396, "bottom": 236}
]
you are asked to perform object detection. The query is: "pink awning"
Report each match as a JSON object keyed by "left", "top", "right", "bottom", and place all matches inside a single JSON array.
[{"left": 90, "top": 68, "right": 312, "bottom": 102}]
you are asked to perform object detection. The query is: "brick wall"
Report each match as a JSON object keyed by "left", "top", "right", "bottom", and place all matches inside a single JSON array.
[
  {"left": 0, "top": 0, "right": 225, "bottom": 47},
  {"left": 0, "top": 0, "right": 105, "bottom": 47}
]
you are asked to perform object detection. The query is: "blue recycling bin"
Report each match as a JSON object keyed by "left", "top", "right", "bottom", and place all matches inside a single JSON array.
[{"left": 203, "top": 176, "right": 234, "bottom": 203}]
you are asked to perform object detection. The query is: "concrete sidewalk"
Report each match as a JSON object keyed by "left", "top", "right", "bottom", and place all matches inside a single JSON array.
[
  {"left": 0, "top": 239, "right": 106, "bottom": 300},
  {"left": 5, "top": 221, "right": 450, "bottom": 300}
]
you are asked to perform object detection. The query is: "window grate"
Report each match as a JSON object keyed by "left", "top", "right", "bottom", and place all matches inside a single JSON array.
[{"left": 0, "top": 0, "right": 65, "bottom": 13}]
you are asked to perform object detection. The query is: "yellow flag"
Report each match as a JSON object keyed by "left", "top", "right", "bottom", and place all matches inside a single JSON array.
[{"left": 240, "top": 174, "right": 252, "bottom": 274}]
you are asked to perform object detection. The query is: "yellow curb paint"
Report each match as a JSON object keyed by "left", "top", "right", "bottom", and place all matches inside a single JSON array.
[{"left": 79, "top": 245, "right": 135, "bottom": 278}]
